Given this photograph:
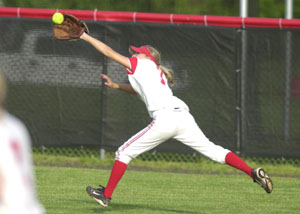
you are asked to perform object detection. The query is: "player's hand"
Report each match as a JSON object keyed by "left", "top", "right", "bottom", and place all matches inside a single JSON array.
[{"left": 101, "top": 74, "right": 119, "bottom": 89}]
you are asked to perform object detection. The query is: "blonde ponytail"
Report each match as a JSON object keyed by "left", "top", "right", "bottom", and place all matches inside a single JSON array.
[
  {"left": 0, "top": 70, "right": 7, "bottom": 105},
  {"left": 147, "top": 45, "right": 175, "bottom": 86},
  {"left": 160, "top": 65, "right": 174, "bottom": 86}
]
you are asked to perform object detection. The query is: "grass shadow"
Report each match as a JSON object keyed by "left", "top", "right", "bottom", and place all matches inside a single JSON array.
[{"left": 89, "top": 202, "right": 198, "bottom": 214}]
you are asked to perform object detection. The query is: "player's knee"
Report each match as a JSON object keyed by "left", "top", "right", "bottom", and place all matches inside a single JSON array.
[
  {"left": 115, "top": 150, "right": 133, "bottom": 165},
  {"left": 212, "top": 149, "right": 231, "bottom": 164}
]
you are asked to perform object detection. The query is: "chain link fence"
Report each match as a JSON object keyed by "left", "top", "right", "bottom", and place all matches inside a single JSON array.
[{"left": 32, "top": 146, "right": 300, "bottom": 166}]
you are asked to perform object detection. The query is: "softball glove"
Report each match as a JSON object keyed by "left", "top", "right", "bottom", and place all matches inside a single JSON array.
[{"left": 53, "top": 14, "right": 89, "bottom": 40}]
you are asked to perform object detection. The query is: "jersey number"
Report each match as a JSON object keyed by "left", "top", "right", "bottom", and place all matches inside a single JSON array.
[
  {"left": 160, "top": 71, "right": 166, "bottom": 85},
  {"left": 10, "top": 140, "right": 23, "bottom": 163}
]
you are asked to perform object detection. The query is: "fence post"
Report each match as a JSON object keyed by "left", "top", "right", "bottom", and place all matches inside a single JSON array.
[
  {"left": 239, "top": 0, "right": 248, "bottom": 18},
  {"left": 283, "top": 0, "right": 293, "bottom": 143},
  {"left": 283, "top": 32, "right": 292, "bottom": 143},
  {"left": 99, "top": 24, "right": 108, "bottom": 160},
  {"left": 235, "top": 29, "right": 241, "bottom": 155},
  {"left": 238, "top": 0, "right": 248, "bottom": 155},
  {"left": 240, "top": 29, "right": 248, "bottom": 155}
]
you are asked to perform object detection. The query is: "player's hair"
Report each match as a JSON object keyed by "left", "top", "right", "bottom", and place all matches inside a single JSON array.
[
  {"left": 0, "top": 69, "right": 7, "bottom": 105},
  {"left": 146, "top": 45, "right": 174, "bottom": 86}
]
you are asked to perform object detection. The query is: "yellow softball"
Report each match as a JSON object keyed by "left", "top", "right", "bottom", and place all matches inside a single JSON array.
[{"left": 52, "top": 12, "right": 64, "bottom": 24}]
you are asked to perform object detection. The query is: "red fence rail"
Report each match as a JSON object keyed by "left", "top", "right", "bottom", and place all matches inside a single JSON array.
[{"left": 0, "top": 6, "right": 300, "bottom": 28}]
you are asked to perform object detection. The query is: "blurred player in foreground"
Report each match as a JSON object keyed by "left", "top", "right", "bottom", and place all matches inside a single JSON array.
[
  {"left": 78, "top": 32, "right": 273, "bottom": 207},
  {"left": 0, "top": 70, "right": 45, "bottom": 214}
]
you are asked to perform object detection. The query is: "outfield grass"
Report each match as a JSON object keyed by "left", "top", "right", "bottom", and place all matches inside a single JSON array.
[
  {"left": 33, "top": 153, "right": 300, "bottom": 177},
  {"left": 36, "top": 165, "right": 300, "bottom": 214}
]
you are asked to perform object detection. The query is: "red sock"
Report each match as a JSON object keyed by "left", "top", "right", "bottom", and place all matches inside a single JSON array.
[
  {"left": 225, "top": 152, "right": 253, "bottom": 178},
  {"left": 104, "top": 160, "right": 127, "bottom": 198}
]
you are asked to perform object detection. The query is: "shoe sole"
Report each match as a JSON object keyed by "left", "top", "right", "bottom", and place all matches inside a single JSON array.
[{"left": 86, "top": 187, "right": 108, "bottom": 207}]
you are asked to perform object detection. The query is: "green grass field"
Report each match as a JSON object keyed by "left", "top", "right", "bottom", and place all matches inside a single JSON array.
[{"left": 36, "top": 165, "right": 300, "bottom": 214}]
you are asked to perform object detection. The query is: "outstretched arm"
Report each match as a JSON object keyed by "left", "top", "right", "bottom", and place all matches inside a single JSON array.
[
  {"left": 80, "top": 33, "right": 130, "bottom": 69},
  {"left": 101, "top": 74, "right": 136, "bottom": 94}
]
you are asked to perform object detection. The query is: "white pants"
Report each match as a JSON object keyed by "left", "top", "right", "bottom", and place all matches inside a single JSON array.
[{"left": 116, "top": 109, "right": 230, "bottom": 164}]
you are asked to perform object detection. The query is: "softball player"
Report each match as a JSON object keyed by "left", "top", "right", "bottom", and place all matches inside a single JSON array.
[
  {"left": 79, "top": 32, "right": 273, "bottom": 207},
  {"left": 0, "top": 71, "right": 45, "bottom": 214}
]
